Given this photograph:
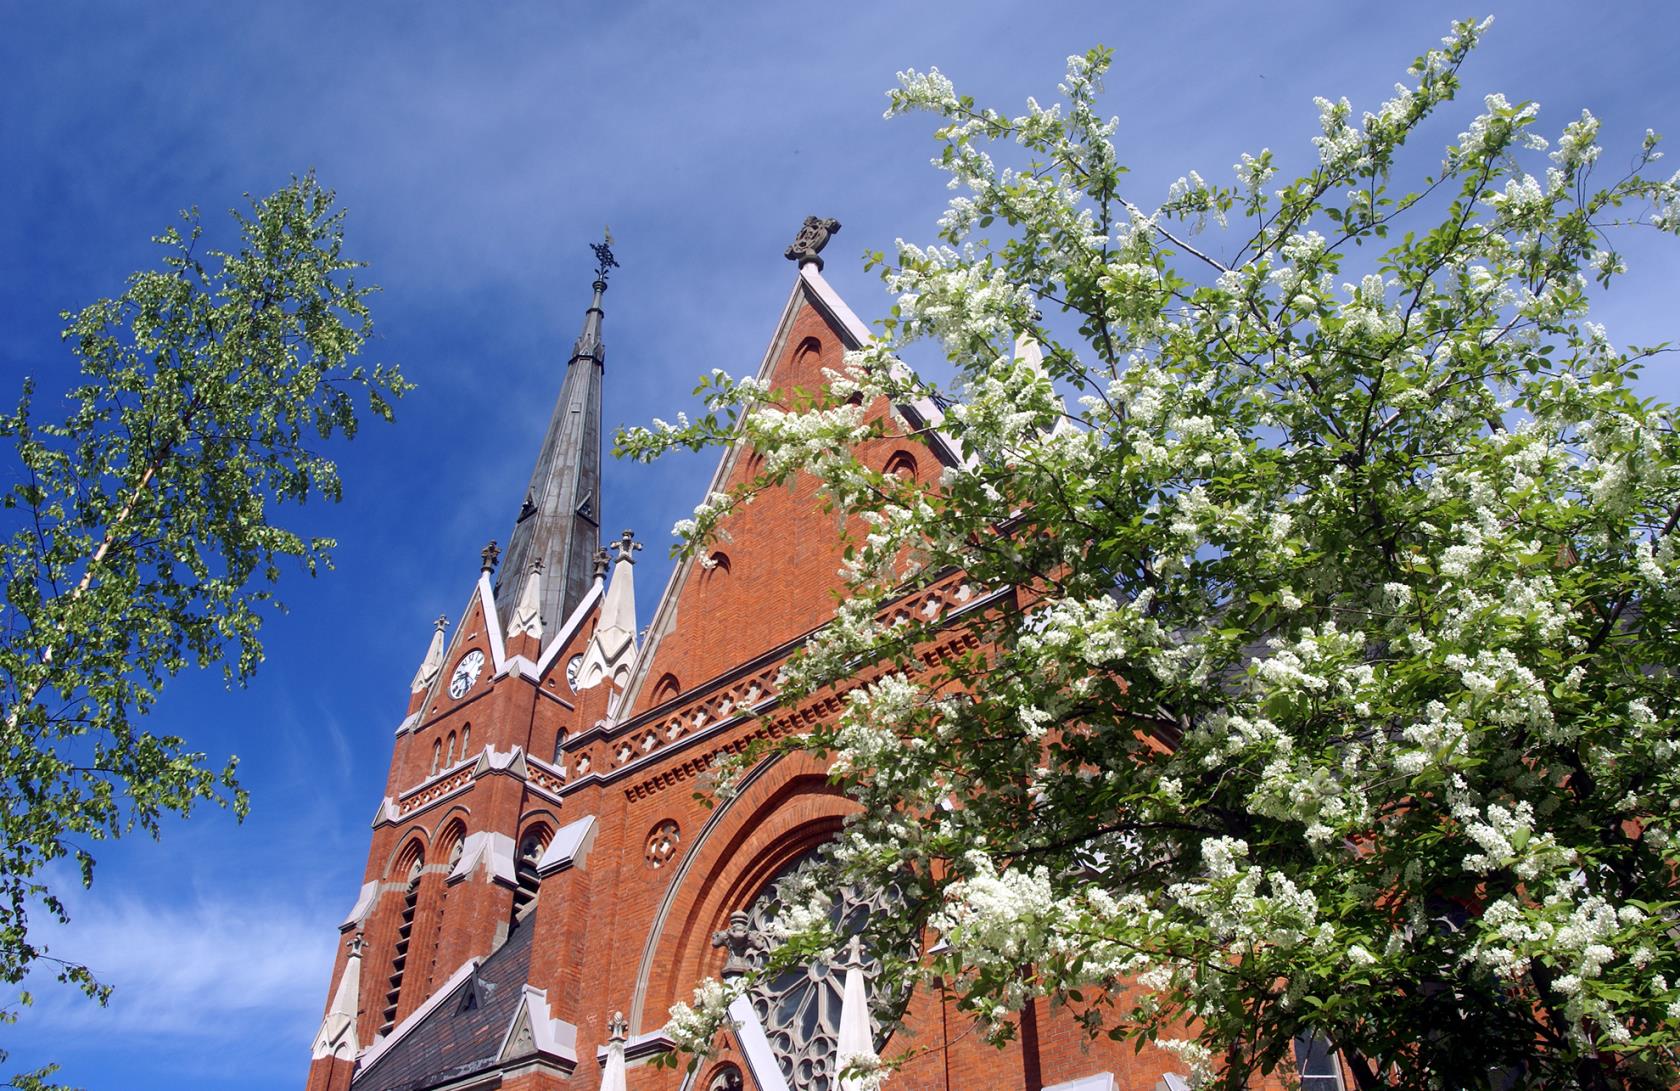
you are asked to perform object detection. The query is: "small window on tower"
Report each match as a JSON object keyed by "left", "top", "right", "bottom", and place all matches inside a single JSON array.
[
  {"left": 651, "top": 673, "right": 681, "bottom": 707},
  {"left": 446, "top": 731, "right": 457, "bottom": 766},
  {"left": 431, "top": 740, "right": 441, "bottom": 776},
  {"left": 460, "top": 725, "right": 470, "bottom": 760}
]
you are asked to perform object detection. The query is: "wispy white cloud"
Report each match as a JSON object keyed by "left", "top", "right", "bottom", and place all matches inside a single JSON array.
[{"left": 26, "top": 888, "right": 335, "bottom": 1039}]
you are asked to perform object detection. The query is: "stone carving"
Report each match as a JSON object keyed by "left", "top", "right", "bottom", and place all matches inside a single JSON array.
[
  {"left": 710, "top": 910, "right": 761, "bottom": 977},
  {"left": 480, "top": 539, "right": 501, "bottom": 573},
  {"left": 785, "top": 216, "right": 841, "bottom": 271}
]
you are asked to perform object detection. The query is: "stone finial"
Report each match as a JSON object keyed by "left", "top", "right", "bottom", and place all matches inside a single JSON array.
[
  {"left": 347, "top": 931, "right": 367, "bottom": 959},
  {"left": 410, "top": 616, "right": 449, "bottom": 694},
  {"left": 481, "top": 540, "right": 501, "bottom": 573},
  {"left": 593, "top": 547, "right": 611, "bottom": 581},
  {"left": 785, "top": 216, "right": 841, "bottom": 271},
  {"left": 608, "top": 1010, "right": 629, "bottom": 1042},
  {"left": 611, "top": 529, "right": 643, "bottom": 564}
]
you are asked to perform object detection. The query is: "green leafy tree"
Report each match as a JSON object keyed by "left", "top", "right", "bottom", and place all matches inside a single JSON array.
[
  {"left": 0, "top": 175, "right": 408, "bottom": 1085},
  {"left": 632, "top": 19, "right": 1680, "bottom": 1091}
]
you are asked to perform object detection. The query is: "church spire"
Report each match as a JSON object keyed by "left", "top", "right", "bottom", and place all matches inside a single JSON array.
[{"left": 494, "top": 233, "right": 618, "bottom": 631}]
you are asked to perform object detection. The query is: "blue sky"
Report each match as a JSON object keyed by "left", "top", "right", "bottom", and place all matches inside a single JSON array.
[{"left": 2, "top": 2, "right": 1678, "bottom": 1087}]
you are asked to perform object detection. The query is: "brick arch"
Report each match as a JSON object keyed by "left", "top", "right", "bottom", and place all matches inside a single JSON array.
[
  {"left": 430, "top": 805, "right": 472, "bottom": 841},
  {"left": 631, "top": 750, "right": 854, "bottom": 1029},
  {"left": 884, "top": 447, "right": 920, "bottom": 481},
  {"left": 381, "top": 826, "right": 431, "bottom": 877}
]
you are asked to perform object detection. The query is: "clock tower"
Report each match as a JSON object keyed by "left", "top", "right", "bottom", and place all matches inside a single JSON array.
[{"left": 305, "top": 237, "right": 633, "bottom": 1091}]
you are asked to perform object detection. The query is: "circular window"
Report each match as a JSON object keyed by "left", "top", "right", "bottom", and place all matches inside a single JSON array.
[
  {"left": 731, "top": 852, "right": 903, "bottom": 1091},
  {"left": 644, "top": 819, "right": 680, "bottom": 869}
]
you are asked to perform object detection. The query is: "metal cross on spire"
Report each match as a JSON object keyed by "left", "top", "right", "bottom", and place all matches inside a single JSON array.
[{"left": 591, "top": 226, "right": 619, "bottom": 288}]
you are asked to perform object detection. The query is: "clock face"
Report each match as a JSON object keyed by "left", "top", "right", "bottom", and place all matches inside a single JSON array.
[
  {"left": 448, "top": 650, "right": 485, "bottom": 699},
  {"left": 566, "top": 654, "right": 583, "bottom": 692}
]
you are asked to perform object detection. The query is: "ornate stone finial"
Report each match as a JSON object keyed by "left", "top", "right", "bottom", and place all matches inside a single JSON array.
[
  {"left": 481, "top": 540, "right": 501, "bottom": 573},
  {"left": 611, "top": 529, "right": 643, "bottom": 565},
  {"left": 608, "top": 1010, "right": 629, "bottom": 1042},
  {"left": 529, "top": 556, "right": 544, "bottom": 575},
  {"left": 785, "top": 216, "right": 841, "bottom": 271},
  {"left": 843, "top": 933, "right": 866, "bottom": 969},
  {"left": 592, "top": 546, "right": 611, "bottom": 581},
  {"left": 711, "top": 910, "right": 759, "bottom": 977},
  {"left": 347, "top": 931, "right": 367, "bottom": 959},
  {"left": 592, "top": 228, "right": 620, "bottom": 290},
  {"left": 434, "top": 614, "right": 449, "bottom": 632}
]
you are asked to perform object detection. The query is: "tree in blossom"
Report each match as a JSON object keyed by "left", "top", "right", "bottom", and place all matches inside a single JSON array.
[{"left": 627, "top": 19, "right": 1680, "bottom": 1090}]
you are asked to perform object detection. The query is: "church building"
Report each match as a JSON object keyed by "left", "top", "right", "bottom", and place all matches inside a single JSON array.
[{"left": 303, "top": 224, "right": 1196, "bottom": 1091}]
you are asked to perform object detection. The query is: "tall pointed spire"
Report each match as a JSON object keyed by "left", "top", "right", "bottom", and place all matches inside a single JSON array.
[{"left": 495, "top": 233, "right": 618, "bottom": 631}]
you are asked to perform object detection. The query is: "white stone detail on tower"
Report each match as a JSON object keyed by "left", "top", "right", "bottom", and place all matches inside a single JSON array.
[
  {"left": 507, "top": 561, "right": 544, "bottom": 640},
  {"left": 409, "top": 615, "right": 448, "bottom": 693},
  {"left": 575, "top": 532, "right": 640, "bottom": 691},
  {"left": 311, "top": 934, "right": 365, "bottom": 1061},
  {"left": 599, "top": 1010, "right": 629, "bottom": 1091}
]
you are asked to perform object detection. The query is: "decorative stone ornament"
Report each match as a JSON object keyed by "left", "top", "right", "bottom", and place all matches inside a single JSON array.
[
  {"left": 711, "top": 910, "right": 760, "bottom": 977},
  {"left": 785, "top": 216, "right": 841, "bottom": 271},
  {"left": 480, "top": 539, "right": 501, "bottom": 574},
  {"left": 644, "top": 819, "right": 680, "bottom": 869},
  {"left": 410, "top": 615, "right": 449, "bottom": 694}
]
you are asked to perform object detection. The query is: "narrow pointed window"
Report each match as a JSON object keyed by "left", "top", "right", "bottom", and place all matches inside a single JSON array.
[
  {"left": 446, "top": 731, "right": 456, "bottom": 766},
  {"left": 380, "top": 851, "right": 424, "bottom": 1036},
  {"left": 431, "top": 740, "right": 441, "bottom": 776},
  {"left": 459, "top": 724, "right": 470, "bottom": 760}
]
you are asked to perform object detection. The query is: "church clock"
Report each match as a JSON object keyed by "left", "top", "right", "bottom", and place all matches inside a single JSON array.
[{"left": 448, "top": 649, "right": 485, "bottom": 699}]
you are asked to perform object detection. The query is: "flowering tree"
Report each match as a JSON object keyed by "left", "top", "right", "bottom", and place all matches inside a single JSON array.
[{"left": 627, "top": 19, "right": 1680, "bottom": 1090}]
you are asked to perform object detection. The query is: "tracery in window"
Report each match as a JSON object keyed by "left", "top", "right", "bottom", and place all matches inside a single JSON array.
[{"left": 725, "top": 850, "right": 905, "bottom": 1091}]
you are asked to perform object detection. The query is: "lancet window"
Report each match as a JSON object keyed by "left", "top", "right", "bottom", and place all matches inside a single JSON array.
[{"left": 380, "top": 851, "right": 424, "bottom": 1035}]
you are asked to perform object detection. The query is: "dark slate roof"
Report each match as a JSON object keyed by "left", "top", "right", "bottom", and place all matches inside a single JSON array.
[{"left": 353, "top": 922, "right": 535, "bottom": 1091}]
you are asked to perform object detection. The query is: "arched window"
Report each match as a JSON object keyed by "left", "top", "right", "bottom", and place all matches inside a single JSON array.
[
  {"left": 445, "top": 731, "right": 457, "bottom": 766},
  {"left": 793, "top": 335, "right": 823, "bottom": 370},
  {"left": 884, "top": 449, "right": 919, "bottom": 482},
  {"left": 509, "top": 826, "right": 551, "bottom": 930},
  {"left": 428, "top": 823, "right": 466, "bottom": 991},
  {"left": 430, "top": 739, "right": 441, "bottom": 776},
  {"left": 459, "top": 724, "right": 470, "bottom": 760},
  {"left": 651, "top": 673, "right": 681, "bottom": 707},
  {"left": 380, "top": 848, "right": 425, "bottom": 1035},
  {"left": 552, "top": 730, "right": 566, "bottom": 765}
]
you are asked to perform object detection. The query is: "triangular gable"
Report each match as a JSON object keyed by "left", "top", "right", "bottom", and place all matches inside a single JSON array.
[{"left": 620, "top": 267, "right": 959, "bottom": 718}]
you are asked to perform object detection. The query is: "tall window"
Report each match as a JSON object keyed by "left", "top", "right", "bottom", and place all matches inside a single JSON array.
[
  {"left": 459, "top": 724, "right": 470, "bottom": 759},
  {"left": 380, "top": 853, "right": 424, "bottom": 1035},
  {"left": 445, "top": 731, "right": 456, "bottom": 766},
  {"left": 430, "top": 739, "right": 441, "bottom": 776}
]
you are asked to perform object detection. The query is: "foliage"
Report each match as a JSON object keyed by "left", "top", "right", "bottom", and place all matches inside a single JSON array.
[
  {"left": 0, "top": 175, "right": 408, "bottom": 1079},
  {"left": 626, "top": 19, "right": 1680, "bottom": 1091}
]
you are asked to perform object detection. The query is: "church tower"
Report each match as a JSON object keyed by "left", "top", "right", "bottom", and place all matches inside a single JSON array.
[{"left": 305, "top": 226, "right": 1190, "bottom": 1091}]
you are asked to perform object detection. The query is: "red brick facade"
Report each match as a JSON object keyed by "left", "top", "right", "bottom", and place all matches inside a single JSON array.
[{"left": 303, "top": 266, "right": 1199, "bottom": 1091}]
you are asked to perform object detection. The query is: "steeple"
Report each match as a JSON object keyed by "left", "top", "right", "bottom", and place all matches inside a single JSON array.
[{"left": 494, "top": 234, "right": 618, "bottom": 631}]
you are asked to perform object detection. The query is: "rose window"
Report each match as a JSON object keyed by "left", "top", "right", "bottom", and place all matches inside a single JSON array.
[{"left": 730, "top": 852, "right": 903, "bottom": 1091}]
